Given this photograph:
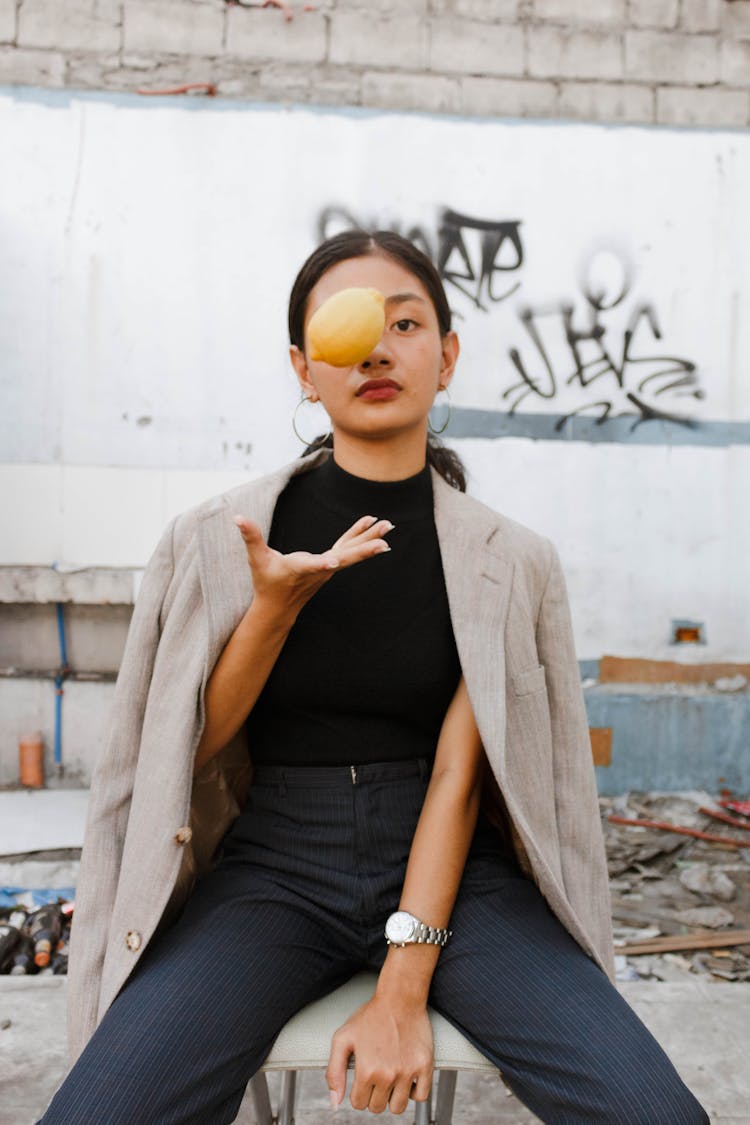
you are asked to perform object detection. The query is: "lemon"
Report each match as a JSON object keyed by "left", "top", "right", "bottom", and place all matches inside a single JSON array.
[{"left": 307, "top": 287, "right": 386, "bottom": 367}]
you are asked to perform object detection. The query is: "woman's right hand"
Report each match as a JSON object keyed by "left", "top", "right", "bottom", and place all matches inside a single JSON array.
[{"left": 232, "top": 513, "right": 394, "bottom": 624}]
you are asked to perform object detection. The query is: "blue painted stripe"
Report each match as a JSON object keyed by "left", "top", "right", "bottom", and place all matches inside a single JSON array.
[{"left": 444, "top": 408, "right": 750, "bottom": 446}]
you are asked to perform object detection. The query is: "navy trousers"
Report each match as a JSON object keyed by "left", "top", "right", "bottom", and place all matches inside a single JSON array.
[{"left": 40, "top": 759, "right": 708, "bottom": 1124}]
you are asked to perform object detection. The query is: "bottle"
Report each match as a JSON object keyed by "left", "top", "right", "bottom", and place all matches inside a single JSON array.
[
  {"left": 28, "top": 905, "right": 63, "bottom": 969},
  {"left": 8, "top": 935, "right": 37, "bottom": 976},
  {"left": 0, "top": 909, "right": 27, "bottom": 973}
]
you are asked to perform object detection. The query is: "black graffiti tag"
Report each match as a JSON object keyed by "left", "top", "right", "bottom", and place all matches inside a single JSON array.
[
  {"left": 504, "top": 299, "right": 702, "bottom": 428},
  {"left": 437, "top": 209, "right": 523, "bottom": 311},
  {"left": 315, "top": 205, "right": 524, "bottom": 312}
]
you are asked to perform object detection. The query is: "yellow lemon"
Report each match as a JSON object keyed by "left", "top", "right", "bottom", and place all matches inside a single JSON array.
[{"left": 307, "top": 287, "right": 386, "bottom": 366}]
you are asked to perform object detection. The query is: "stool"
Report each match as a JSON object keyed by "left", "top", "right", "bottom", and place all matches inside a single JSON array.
[{"left": 244, "top": 970, "right": 500, "bottom": 1125}]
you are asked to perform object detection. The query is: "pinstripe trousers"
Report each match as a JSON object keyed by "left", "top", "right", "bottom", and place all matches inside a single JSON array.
[{"left": 39, "top": 759, "right": 708, "bottom": 1125}]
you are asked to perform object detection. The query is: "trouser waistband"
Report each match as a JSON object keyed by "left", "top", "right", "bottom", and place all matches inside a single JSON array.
[{"left": 250, "top": 757, "right": 432, "bottom": 788}]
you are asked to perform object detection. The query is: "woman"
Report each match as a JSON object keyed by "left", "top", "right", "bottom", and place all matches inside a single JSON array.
[{"left": 40, "top": 231, "right": 707, "bottom": 1124}]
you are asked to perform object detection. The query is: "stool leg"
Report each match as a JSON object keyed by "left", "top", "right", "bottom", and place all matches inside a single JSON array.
[
  {"left": 278, "top": 1070, "right": 298, "bottom": 1125},
  {"left": 434, "top": 1070, "right": 458, "bottom": 1125},
  {"left": 248, "top": 1073, "right": 274, "bottom": 1125},
  {"left": 413, "top": 1085, "right": 432, "bottom": 1125}
]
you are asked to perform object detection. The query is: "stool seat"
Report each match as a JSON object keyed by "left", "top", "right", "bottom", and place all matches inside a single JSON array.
[
  {"left": 264, "top": 970, "right": 495, "bottom": 1071},
  {"left": 244, "top": 970, "right": 500, "bottom": 1125}
]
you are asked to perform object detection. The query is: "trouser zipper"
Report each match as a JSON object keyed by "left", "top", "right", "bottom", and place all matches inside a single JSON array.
[{"left": 350, "top": 765, "right": 357, "bottom": 785}]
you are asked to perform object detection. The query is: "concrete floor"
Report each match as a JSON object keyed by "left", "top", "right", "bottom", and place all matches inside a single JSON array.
[{"left": 1, "top": 978, "right": 748, "bottom": 1125}]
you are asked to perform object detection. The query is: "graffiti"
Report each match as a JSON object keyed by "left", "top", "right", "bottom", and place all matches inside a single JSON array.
[
  {"left": 438, "top": 209, "right": 522, "bottom": 310},
  {"left": 317, "top": 206, "right": 523, "bottom": 311},
  {"left": 314, "top": 207, "right": 702, "bottom": 426},
  {"left": 503, "top": 253, "right": 703, "bottom": 428},
  {"left": 318, "top": 206, "right": 436, "bottom": 262}
]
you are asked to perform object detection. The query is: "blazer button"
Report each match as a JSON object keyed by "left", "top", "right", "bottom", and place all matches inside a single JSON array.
[
  {"left": 174, "top": 826, "right": 193, "bottom": 845},
  {"left": 125, "top": 930, "right": 142, "bottom": 952}
]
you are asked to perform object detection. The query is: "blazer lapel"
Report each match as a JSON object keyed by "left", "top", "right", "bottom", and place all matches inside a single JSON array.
[{"left": 432, "top": 470, "right": 514, "bottom": 780}]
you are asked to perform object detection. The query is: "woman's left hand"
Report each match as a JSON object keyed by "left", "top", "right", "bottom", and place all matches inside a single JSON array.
[{"left": 326, "top": 994, "right": 434, "bottom": 1114}]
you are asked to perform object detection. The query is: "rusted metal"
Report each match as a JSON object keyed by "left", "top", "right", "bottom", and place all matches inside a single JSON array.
[{"left": 607, "top": 815, "right": 747, "bottom": 848}]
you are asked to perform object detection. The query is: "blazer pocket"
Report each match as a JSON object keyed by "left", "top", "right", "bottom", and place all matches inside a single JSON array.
[{"left": 511, "top": 664, "right": 547, "bottom": 698}]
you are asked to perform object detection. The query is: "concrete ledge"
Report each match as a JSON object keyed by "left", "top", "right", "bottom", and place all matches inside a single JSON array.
[{"left": 0, "top": 567, "right": 139, "bottom": 606}]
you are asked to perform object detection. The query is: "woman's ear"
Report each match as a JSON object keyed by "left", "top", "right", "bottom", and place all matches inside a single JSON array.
[
  {"left": 439, "top": 331, "right": 460, "bottom": 389},
  {"left": 289, "top": 344, "right": 317, "bottom": 401}
]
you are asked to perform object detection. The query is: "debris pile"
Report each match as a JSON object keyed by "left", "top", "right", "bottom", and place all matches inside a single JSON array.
[
  {"left": 0, "top": 902, "right": 72, "bottom": 976},
  {"left": 601, "top": 792, "right": 750, "bottom": 983}
]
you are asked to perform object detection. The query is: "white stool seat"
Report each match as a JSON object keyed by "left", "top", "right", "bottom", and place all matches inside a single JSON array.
[
  {"left": 263, "top": 970, "right": 495, "bottom": 1071},
  {"left": 245, "top": 970, "right": 500, "bottom": 1125}
]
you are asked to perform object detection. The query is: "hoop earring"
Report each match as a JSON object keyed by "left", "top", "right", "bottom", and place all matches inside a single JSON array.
[
  {"left": 292, "top": 395, "right": 332, "bottom": 446},
  {"left": 428, "top": 384, "right": 451, "bottom": 435}
]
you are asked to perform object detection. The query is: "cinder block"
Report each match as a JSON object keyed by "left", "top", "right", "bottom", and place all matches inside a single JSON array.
[
  {"left": 226, "top": 8, "right": 326, "bottom": 64},
  {"left": 329, "top": 12, "right": 428, "bottom": 70},
  {"left": 461, "top": 76, "right": 557, "bottom": 117},
  {"left": 0, "top": 0, "right": 15, "bottom": 44},
  {"left": 0, "top": 45, "right": 65, "bottom": 86},
  {"left": 430, "top": 19, "right": 524, "bottom": 77},
  {"left": 680, "top": 0, "right": 721, "bottom": 32},
  {"left": 532, "top": 0, "right": 625, "bottom": 26},
  {"left": 628, "top": 0, "right": 678, "bottom": 29},
  {"left": 721, "top": 37, "right": 750, "bottom": 86},
  {"left": 361, "top": 70, "right": 461, "bottom": 113},
  {"left": 528, "top": 27, "right": 624, "bottom": 81},
  {"left": 558, "top": 80, "right": 654, "bottom": 123},
  {"left": 722, "top": 1, "right": 750, "bottom": 36},
  {"left": 258, "top": 64, "right": 363, "bottom": 107},
  {"left": 345, "top": 0, "right": 428, "bottom": 12},
  {"left": 656, "top": 84, "right": 749, "bottom": 126},
  {"left": 430, "top": 0, "right": 520, "bottom": 19},
  {"left": 625, "top": 30, "right": 718, "bottom": 83},
  {"left": 65, "top": 53, "right": 130, "bottom": 90},
  {"left": 18, "top": 0, "right": 121, "bottom": 52},
  {"left": 79, "top": 51, "right": 227, "bottom": 94},
  {"left": 123, "top": 0, "right": 223, "bottom": 56}
]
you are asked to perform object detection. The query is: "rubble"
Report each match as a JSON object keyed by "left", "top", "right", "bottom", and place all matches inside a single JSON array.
[
  {"left": 601, "top": 792, "right": 750, "bottom": 984},
  {"left": 678, "top": 862, "right": 736, "bottom": 901},
  {"left": 673, "top": 905, "right": 735, "bottom": 929}
]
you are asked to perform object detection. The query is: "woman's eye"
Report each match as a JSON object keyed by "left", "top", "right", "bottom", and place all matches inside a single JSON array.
[{"left": 394, "top": 318, "right": 417, "bottom": 331}]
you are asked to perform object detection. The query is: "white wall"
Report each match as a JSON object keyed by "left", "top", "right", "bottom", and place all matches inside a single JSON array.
[{"left": 2, "top": 88, "right": 749, "bottom": 661}]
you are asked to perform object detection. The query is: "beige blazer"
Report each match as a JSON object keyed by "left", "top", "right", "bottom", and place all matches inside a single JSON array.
[{"left": 66, "top": 446, "right": 614, "bottom": 1066}]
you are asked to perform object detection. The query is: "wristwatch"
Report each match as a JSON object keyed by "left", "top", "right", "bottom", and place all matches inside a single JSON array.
[{"left": 384, "top": 910, "right": 452, "bottom": 948}]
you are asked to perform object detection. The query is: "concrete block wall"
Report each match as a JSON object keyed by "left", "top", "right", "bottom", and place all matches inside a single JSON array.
[{"left": 0, "top": 0, "right": 748, "bottom": 126}]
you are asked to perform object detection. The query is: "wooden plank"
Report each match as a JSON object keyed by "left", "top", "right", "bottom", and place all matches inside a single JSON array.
[
  {"left": 599, "top": 655, "right": 750, "bottom": 684},
  {"left": 618, "top": 929, "right": 750, "bottom": 956}
]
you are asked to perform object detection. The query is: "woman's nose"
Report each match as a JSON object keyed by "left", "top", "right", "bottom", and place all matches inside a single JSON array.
[{"left": 359, "top": 342, "right": 392, "bottom": 369}]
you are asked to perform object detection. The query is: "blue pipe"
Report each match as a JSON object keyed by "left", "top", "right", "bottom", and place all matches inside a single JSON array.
[
  {"left": 50, "top": 563, "right": 70, "bottom": 771},
  {"left": 54, "top": 602, "right": 68, "bottom": 768}
]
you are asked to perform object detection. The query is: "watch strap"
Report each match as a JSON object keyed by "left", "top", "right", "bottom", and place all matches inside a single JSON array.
[{"left": 413, "top": 921, "right": 452, "bottom": 947}]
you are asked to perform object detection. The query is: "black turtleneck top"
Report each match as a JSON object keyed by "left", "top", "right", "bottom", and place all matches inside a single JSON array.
[{"left": 244, "top": 453, "right": 463, "bottom": 767}]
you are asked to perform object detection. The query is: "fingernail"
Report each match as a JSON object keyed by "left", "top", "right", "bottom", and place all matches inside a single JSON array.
[
  {"left": 329, "top": 1091, "right": 339, "bottom": 1109},
  {"left": 384, "top": 521, "right": 396, "bottom": 531},
  {"left": 376, "top": 544, "right": 391, "bottom": 553},
  {"left": 233, "top": 516, "right": 243, "bottom": 528}
]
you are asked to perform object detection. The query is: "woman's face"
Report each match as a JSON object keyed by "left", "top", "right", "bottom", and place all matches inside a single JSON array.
[{"left": 289, "top": 253, "right": 459, "bottom": 446}]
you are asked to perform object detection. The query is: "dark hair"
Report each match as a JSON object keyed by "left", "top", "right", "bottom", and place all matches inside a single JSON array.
[{"left": 287, "top": 230, "right": 467, "bottom": 493}]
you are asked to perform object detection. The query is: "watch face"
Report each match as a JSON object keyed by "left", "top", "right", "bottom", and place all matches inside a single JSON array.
[{"left": 386, "top": 911, "right": 416, "bottom": 944}]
